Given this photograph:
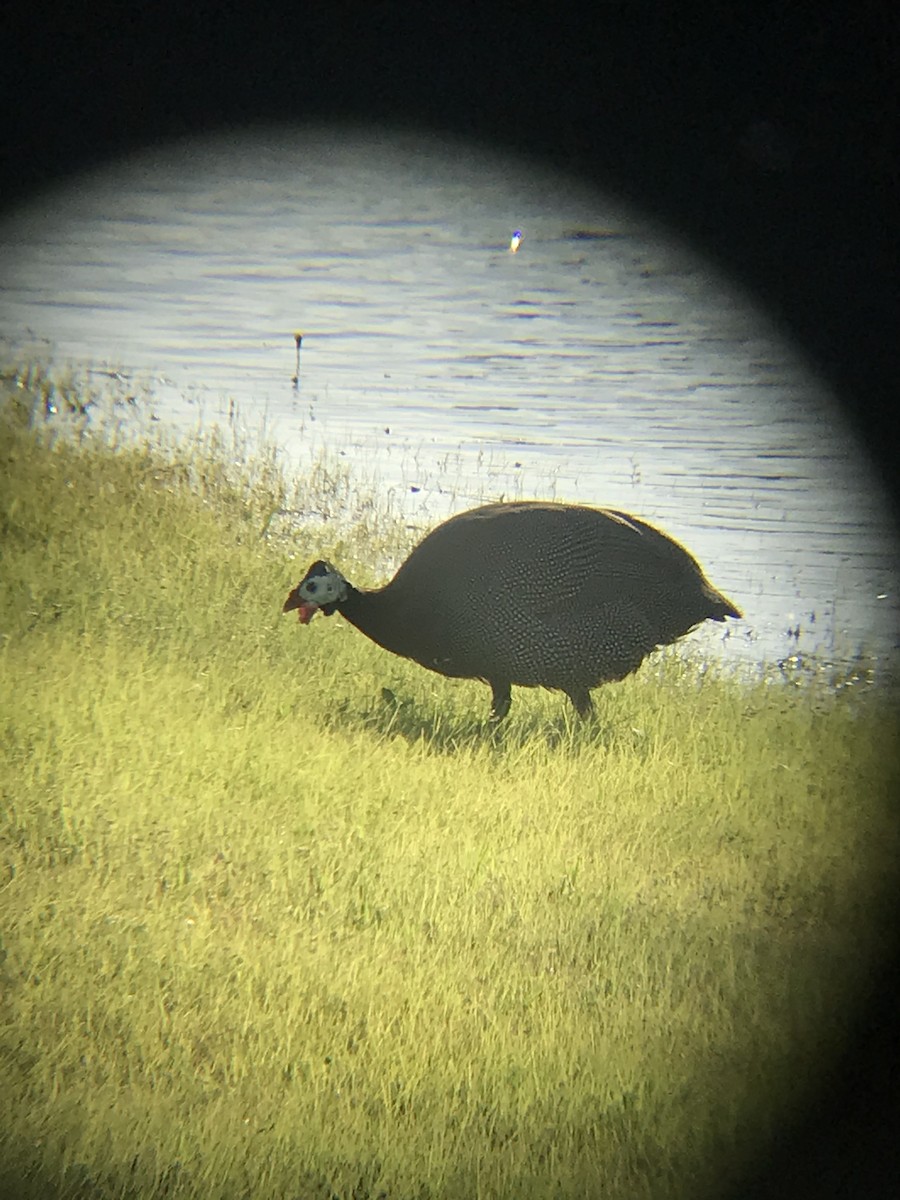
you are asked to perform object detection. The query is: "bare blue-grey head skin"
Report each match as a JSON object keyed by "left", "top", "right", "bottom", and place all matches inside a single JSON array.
[
  {"left": 282, "top": 560, "right": 348, "bottom": 622},
  {"left": 283, "top": 501, "right": 742, "bottom": 722}
]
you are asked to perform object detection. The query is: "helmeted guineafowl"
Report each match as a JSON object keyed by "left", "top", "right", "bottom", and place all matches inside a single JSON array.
[{"left": 283, "top": 501, "right": 742, "bottom": 720}]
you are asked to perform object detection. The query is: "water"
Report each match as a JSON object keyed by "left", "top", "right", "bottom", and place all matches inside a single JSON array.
[{"left": 1, "top": 125, "right": 897, "bottom": 684}]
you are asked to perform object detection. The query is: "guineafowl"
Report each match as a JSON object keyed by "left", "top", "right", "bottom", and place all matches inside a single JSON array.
[{"left": 283, "top": 501, "right": 742, "bottom": 721}]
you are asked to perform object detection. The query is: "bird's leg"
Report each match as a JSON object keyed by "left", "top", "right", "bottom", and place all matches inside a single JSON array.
[
  {"left": 566, "top": 688, "right": 594, "bottom": 718},
  {"left": 489, "top": 680, "right": 512, "bottom": 722}
]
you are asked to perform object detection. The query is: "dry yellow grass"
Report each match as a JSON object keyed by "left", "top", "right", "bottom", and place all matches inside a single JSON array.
[{"left": 1, "top": 369, "right": 897, "bottom": 1199}]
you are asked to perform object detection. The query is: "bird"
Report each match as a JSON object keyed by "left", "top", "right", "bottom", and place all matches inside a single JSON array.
[{"left": 282, "top": 501, "right": 742, "bottom": 721}]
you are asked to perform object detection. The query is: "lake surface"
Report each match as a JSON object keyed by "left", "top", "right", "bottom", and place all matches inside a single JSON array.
[{"left": 1, "top": 125, "right": 897, "bottom": 684}]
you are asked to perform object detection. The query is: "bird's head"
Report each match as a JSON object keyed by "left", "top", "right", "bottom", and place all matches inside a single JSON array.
[{"left": 283, "top": 561, "right": 349, "bottom": 624}]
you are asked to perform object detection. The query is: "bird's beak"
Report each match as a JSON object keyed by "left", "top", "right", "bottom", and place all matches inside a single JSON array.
[{"left": 283, "top": 589, "right": 319, "bottom": 624}]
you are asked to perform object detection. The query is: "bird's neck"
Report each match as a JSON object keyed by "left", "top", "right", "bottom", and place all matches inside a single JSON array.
[{"left": 340, "top": 585, "right": 416, "bottom": 657}]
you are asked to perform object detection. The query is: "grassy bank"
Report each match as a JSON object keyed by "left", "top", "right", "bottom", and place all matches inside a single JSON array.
[{"left": 1, "top": 369, "right": 898, "bottom": 1200}]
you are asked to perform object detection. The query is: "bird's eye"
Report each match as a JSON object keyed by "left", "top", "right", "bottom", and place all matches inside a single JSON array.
[{"left": 306, "top": 581, "right": 317, "bottom": 595}]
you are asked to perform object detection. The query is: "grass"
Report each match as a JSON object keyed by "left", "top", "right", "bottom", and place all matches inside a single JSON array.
[{"left": 1, "top": 366, "right": 898, "bottom": 1200}]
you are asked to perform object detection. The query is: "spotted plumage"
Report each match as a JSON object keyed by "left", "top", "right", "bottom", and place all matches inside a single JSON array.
[{"left": 283, "top": 501, "right": 742, "bottom": 720}]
